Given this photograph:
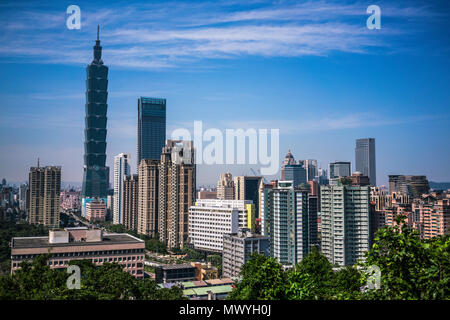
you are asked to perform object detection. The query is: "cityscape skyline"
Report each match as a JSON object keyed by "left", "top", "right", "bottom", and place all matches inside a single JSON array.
[
  {"left": 1, "top": 1, "right": 449, "bottom": 303},
  {"left": 1, "top": 0, "right": 450, "bottom": 188}
]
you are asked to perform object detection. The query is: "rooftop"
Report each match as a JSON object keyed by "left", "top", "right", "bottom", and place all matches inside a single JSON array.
[
  {"left": 12, "top": 233, "right": 144, "bottom": 249},
  {"left": 159, "top": 263, "right": 196, "bottom": 270}
]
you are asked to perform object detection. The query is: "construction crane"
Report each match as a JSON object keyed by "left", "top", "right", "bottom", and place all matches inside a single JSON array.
[{"left": 250, "top": 168, "right": 268, "bottom": 184}]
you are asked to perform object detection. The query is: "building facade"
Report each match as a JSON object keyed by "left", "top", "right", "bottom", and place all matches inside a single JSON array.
[
  {"left": 137, "top": 97, "right": 166, "bottom": 166},
  {"left": 81, "top": 28, "right": 110, "bottom": 213},
  {"left": 329, "top": 161, "right": 351, "bottom": 180},
  {"left": 159, "top": 140, "right": 196, "bottom": 249},
  {"left": 388, "top": 175, "right": 430, "bottom": 199},
  {"left": 86, "top": 199, "right": 106, "bottom": 222},
  {"left": 123, "top": 174, "right": 139, "bottom": 231},
  {"left": 263, "top": 181, "right": 318, "bottom": 267},
  {"left": 137, "top": 159, "right": 159, "bottom": 237},
  {"left": 281, "top": 150, "right": 296, "bottom": 180},
  {"left": 217, "top": 173, "right": 235, "bottom": 200},
  {"left": 234, "top": 176, "right": 262, "bottom": 220},
  {"left": 29, "top": 165, "right": 61, "bottom": 228},
  {"left": 113, "top": 153, "right": 131, "bottom": 224},
  {"left": 283, "top": 164, "right": 307, "bottom": 187},
  {"left": 355, "top": 138, "right": 376, "bottom": 186},
  {"left": 189, "top": 199, "right": 255, "bottom": 252},
  {"left": 11, "top": 227, "right": 145, "bottom": 278},
  {"left": 320, "top": 183, "right": 371, "bottom": 266},
  {"left": 222, "top": 228, "right": 270, "bottom": 278}
]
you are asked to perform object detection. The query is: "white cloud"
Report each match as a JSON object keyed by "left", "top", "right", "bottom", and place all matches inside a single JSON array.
[{"left": 0, "top": 1, "right": 438, "bottom": 69}]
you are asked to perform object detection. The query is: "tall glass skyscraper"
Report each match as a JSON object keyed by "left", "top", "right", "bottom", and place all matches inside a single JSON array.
[
  {"left": 355, "top": 138, "right": 376, "bottom": 186},
  {"left": 81, "top": 26, "right": 110, "bottom": 214},
  {"left": 137, "top": 97, "right": 166, "bottom": 167}
]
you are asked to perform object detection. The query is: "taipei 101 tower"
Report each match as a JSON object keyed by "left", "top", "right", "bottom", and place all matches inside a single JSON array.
[{"left": 81, "top": 26, "right": 110, "bottom": 215}]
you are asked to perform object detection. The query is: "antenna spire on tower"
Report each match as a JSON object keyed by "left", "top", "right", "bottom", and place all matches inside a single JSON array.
[{"left": 97, "top": 25, "right": 100, "bottom": 41}]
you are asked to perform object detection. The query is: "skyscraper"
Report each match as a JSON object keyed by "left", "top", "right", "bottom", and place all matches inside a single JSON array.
[
  {"left": 355, "top": 138, "right": 376, "bottom": 186},
  {"left": 137, "top": 159, "right": 159, "bottom": 237},
  {"left": 29, "top": 164, "right": 61, "bottom": 228},
  {"left": 217, "top": 173, "right": 235, "bottom": 200},
  {"left": 234, "top": 176, "right": 262, "bottom": 219},
  {"left": 320, "top": 182, "right": 371, "bottom": 266},
  {"left": 158, "top": 140, "right": 196, "bottom": 249},
  {"left": 123, "top": 174, "right": 139, "bottom": 231},
  {"left": 262, "top": 181, "right": 317, "bottom": 267},
  {"left": 81, "top": 26, "right": 110, "bottom": 214},
  {"left": 329, "top": 161, "right": 351, "bottom": 179},
  {"left": 113, "top": 153, "right": 131, "bottom": 224},
  {"left": 137, "top": 97, "right": 166, "bottom": 167},
  {"left": 283, "top": 164, "right": 307, "bottom": 187},
  {"left": 19, "top": 183, "right": 28, "bottom": 211},
  {"left": 281, "top": 150, "right": 296, "bottom": 180},
  {"left": 303, "top": 159, "right": 318, "bottom": 182}
]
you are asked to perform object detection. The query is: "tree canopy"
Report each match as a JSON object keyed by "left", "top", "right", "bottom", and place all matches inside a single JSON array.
[
  {"left": 229, "top": 216, "right": 449, "bottom": 300},
  {"left": 0, "top": 255, "right": 185, "bottom": 300}
]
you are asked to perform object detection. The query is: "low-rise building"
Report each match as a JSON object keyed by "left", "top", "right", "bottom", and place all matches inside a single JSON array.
[
  {"left": 222, "top": 228, "right": 269, "bottom": 278},
  {"left": 155, "top": 263, "right": 197, "bottom": 284},
  {"left": 85, "top": 199, "right": 106, "bottom": 222},
  {"left": 11, "top": 227, "right": 145, "bottom": 278}
]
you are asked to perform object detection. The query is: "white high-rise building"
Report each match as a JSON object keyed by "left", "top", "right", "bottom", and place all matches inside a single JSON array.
[
  {"left": 113, "top": 153, "right": 131, "bottom": 224},
  {"left": 320, "top": 183, "right": 371, "bottom": 266},
  {"left": 262, "top": 181, "right": 318, "bottom": 267},
  {"left": 189, "top": 199, "right": 255, "bottom": 253}
]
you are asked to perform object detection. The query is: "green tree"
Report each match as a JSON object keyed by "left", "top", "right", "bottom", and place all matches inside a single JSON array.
[
  {"left": 227, "top": 253, "right": 287, "bottom": 300},
  {"left": 361, "top": 215, "right": 449, "bottom": 300},
  {"left": 0, "top": 255, "right": 185, "bottom": 300}
]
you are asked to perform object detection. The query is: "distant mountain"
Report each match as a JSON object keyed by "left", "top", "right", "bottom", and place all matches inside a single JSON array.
[{"left": 429, "top": 181, "right": 450, "bottom": 191}]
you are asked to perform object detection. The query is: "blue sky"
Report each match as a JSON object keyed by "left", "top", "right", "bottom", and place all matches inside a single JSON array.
[{"left": 0, "top": 0, "right": 449, "bottom": 188}]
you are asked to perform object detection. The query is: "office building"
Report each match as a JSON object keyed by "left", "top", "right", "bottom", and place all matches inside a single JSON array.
[
  {"left": 303, "top": 159, "right": 318, "bottom": 182},
  {"left": 137, "top": 97, "right": 166, "bottom": 166},
  {"left": 217, "top": 173, "right": 235, "bottom": 200},
  {"left": 234, "top": 176, "right": 262, "bottom": 219},
  {"left": 388, "top": 175, "right": 430, "bottom": 199},
  {"left": 29, "top": 164, "right": 61, "bottom": 228},
  {"left": 317, "top": 167, "right": 329, "bottom": 185},
  {"left": 350, "top": 171, "right": 370, "bottom": 186},
  {"left": 123, "top": 175, "right": 139, "bottom": 231},
  {"left": 159, "top": 140, "right": 196, "bottom": 249},
  {"left": 355, "top": 138, "right": 376, "bottom": 186},
  {"left": 329, "top": 161, "right": 351, "bottom": 180},
  {"left": 281, "top": 150, "right": 296, "bottom": 180},
  {"left": 19, "top": 184, "right": 28, "bottom": 211},
  {"left": 113, "top": 153, "right": 131, "bottom": 224},
  {"left": 81, "top": 27, "right": 110, "bottom": 214},
  {"left": 284, "top": 164, "right": 307, "bottom": 187},
  {"left": 259, "top": 181, "right": 276, "bottom": 236},
  {"left": 189, "top": 199, "right": 255, "bottom": 253},
  {"left": 137, "top": 159, "right": 159, "bottom": 237},
  {"left": 197, "top": 189, "right": 218, "bottom": 199},
  {"left": 11, "top": 227, "right": 145, "bottom": 278},
  {"left": 86, "top": 199, "right": 106, "bottom": 222},
  {"left": 222, "top": 228, "right": 270, "bottom": 278},
  {"left": 263, "top": 181, "right": 318, "bottom": 267},
  {"left": 320, "top": 182, "right": 371, "bottom": 266}
]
